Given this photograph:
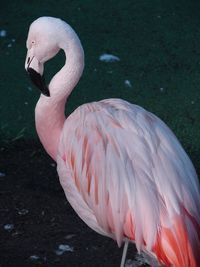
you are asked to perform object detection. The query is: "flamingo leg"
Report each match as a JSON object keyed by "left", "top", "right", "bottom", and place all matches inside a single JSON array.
[{"left": 120, "top": 239, "right": 129, "bottom": 267}]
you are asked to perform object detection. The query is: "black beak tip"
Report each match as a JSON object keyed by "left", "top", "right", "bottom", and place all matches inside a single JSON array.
[
  {"left": 26, "top": 67, "right": 50, "bottom": 97},
  {"left": 43, "top": 88, "right": 50, "bottom": 97}
]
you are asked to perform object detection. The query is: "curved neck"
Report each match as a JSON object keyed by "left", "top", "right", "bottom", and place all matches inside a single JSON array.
[{"left": 35, "top": 38, "right": 84, "bottom": 161}]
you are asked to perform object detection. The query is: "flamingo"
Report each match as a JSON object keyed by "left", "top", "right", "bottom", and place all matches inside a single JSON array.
[{"left": 25, "top": 16, "right": 200, "bottom": 267}]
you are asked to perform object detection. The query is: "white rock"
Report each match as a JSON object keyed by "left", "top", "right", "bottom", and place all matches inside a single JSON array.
[
  {"left": 99, "top": 53, "right": 120, "bottom": 62},
  {"left": 55, "top": 244, "right": 74, "bottom": 255},
  {"left": 18, "top": 209, "right": 29, "bottom": 215},
  {"left": 124, "top": 80, "right": 132, "bottom": 88},
  {"left": 0, "top": 30, "right": 6, "bottom": 37},
  {"left": 65, "top": 234, "right": 76, "bottom": 240},
  {"left": 4, "top": 224, "right": 14, "bottom": 231},
  {"left": 126, "top": 252, "right": 159, "bottom": 267},
  {"left": 30, "top": 255, "right": 40, "bottom": 260},
  {"left": 0, "top": 172, "right": 6, "bottom": 177}
]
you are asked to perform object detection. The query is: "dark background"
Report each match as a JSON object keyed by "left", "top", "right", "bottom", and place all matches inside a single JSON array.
[{"left": 0, "top": 1, "right": 199, "bottom": 266}]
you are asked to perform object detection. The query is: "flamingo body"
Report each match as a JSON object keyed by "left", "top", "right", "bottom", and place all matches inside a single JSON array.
[
  {"left": 57, "top": 98, "right": 200, "bottom": 266},
  {"left": 25, "top": 17, "right": 200, "bottom": 267}
]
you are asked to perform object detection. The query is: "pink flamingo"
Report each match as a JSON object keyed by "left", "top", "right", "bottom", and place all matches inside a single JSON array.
[{"left": 25, "top": 17, "right": 200, "bottom": 267}]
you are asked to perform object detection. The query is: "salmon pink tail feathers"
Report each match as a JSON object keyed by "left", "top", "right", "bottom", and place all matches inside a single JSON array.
[{"left": 153, "top": 212, "right": 200, "bottom": 267}]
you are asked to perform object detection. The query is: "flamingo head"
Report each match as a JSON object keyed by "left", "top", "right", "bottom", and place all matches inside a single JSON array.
[{"left": 25, "top": 17, "right": 67, "bottom": 97}]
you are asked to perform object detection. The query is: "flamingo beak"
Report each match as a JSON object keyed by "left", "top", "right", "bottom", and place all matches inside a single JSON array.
[
  {"left": 27, "top": 67, "right": 50, "bottom": 97},
  {"left": 25, "top": 54, "right": 50, "bottom": 97}
]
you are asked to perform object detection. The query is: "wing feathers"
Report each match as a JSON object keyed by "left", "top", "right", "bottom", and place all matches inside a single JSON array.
[{"left": 58, "top": 98, "right": 200, "bottom": 266}]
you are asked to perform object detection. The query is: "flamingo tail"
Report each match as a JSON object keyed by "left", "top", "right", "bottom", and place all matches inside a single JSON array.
[{"left": 153, "top": 212, "right": 200, "bottom": 267}]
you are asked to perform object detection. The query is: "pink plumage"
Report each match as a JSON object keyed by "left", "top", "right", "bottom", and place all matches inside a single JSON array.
[{"left": 25, "top": 17, "right": 200, "bottom": 267}]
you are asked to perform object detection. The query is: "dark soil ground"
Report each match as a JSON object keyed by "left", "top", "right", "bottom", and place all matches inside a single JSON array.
[
  {"left": 0, "top": 139, "right": 199, "bottom": 267},
  {"left": 1, "top": 1, "right": 200, "bottom": 266},
  {"left": 0, "top": 140, "right": 140, "bottom": 267}
]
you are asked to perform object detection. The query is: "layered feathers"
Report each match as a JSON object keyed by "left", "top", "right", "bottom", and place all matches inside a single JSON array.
[{"left": 57, "top": 98, "right": 200, "bottom": 267}]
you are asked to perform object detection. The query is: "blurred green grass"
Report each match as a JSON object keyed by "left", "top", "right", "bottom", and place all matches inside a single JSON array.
[{"left": 0, "top": 0, "right": 199, "bottom": 168}]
